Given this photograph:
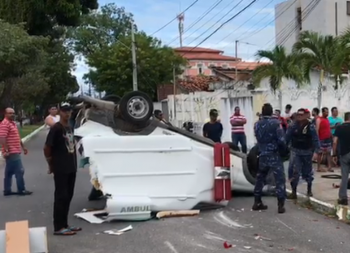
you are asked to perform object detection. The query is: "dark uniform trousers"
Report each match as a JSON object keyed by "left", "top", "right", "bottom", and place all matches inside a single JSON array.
[{"left": 254, "top": 155, "right": 286, "bottom": 200}]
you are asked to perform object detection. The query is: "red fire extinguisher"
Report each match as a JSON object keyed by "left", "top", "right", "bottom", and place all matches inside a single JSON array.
[{"left": 213, "top": 143, "right": 232, "bottom": 202}]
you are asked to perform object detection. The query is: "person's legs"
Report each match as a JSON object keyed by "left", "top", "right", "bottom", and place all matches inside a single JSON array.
[
  {"left": 53, "top": 172, "right": 75, "bottom": 235},
  {"left": 288, "top": 153, "right": 301, "bottom": 199},
  {"left": 231, "top": 132, "right": 239, "bottom": 147},
  {"left": 300, "top": 154, "right": 314, "bottom": 196},
  {"left": 287, "top": 151, "right": 295, "bottom": 182},
  {"left": 252, "top": 157, "right": 270, "bottom": 211},
  {"left": 338, "top": 153, "right": 350, "bottom": 204},
  {"left": 3, "top": 158, "right": 15, "bottom": 195},
  {"left": 239, "top": 133, "right": 247, "bottom": 154},
  {"left": 272, "top": 160, "right": 286, "bottom": 213},
  {"left": 13, "top": 158, "right": 26, "bottom": 193}
]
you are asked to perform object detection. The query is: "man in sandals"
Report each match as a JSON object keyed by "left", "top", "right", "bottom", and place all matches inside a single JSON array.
[{"left": 43, "top": 102, "right": 81, "bottom": 236}]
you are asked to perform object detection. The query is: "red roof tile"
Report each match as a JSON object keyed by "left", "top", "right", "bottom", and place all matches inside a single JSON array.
[
  {"left": 174, "top": 47, "right": 223, "bottom": 53},
  {"left": 174, "top": 47, "right": 240, "bottom": 61},
  {"left": 177, "top": 75, "right": 221, "bottom": 92}
]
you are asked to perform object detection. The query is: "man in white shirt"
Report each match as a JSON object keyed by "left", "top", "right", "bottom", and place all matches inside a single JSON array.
[{"left": 45, "top": 105, "right": 60, "bottom": 128}]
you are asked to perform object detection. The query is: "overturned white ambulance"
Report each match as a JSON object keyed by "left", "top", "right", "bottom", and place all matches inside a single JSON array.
[{"left": 70, "top": 91, "right": 258, "bottom": 221}]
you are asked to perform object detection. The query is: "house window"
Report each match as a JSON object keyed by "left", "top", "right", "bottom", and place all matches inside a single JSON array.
[
  {"left": 197, "top": 64, "right": 203, "bottom": 74},
  {"left": 222, "top": 64, "right": 228, "bottom": 68},
  {"left": 347, "top": 1, "right": 350, "bottom": 15}
]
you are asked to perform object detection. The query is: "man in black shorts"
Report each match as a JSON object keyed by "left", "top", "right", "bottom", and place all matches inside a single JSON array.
[{"left": 43, "top": 102, "right": 81, "bottom": 236}]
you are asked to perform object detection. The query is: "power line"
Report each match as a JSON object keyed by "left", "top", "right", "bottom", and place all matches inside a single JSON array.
[
  {"left": 192, "top": 0, "right": 257, "bottom": 50},
  {"left": 277, "top": 0, "right": 320, "bottom": 46},
  {"left": 238, "top": 0, "right": 298, "bottom": 41},
  {"left": 167, "top": 0, "right": 223, "bottom": 45},
  {"left": 150, "top": 0, "right": 200, "bottom": 36},
  {"left": 187, "top": 0, "right": 245, "bottom": 45},
  {"left": 218, "top": 0, "right": 275, "bottom": 48}
]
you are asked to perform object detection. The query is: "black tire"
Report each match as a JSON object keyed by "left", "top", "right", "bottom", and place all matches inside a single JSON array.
[
  {"left": 119, "top": 91, "right": 153, "bottom": 124},
  {"left": 223, "top": 142, "right": 240, "bottom": 152},
  {"left": 102, "top": 94, "right": 121, "bottom": 104},
  {"left": 247, "top": 144, "right": 259, "bottom": 178}
]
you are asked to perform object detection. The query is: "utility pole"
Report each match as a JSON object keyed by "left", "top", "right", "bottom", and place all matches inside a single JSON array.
[
  {"left": 173, "top": 66, "right": 177, "bottom": 119},
  {"left": 235, "top": 40, "right": 238, "bottom": 80},
  {"left": 131, "top": 21, "right": 138, "bottom": 91},
  {"left": 177, "top": 13, "right": 184, "bottom": 47}
]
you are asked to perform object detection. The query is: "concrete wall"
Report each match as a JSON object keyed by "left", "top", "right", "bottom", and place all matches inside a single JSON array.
[{"left": 275, "top": 0, "right": 350, "bottom": 51}]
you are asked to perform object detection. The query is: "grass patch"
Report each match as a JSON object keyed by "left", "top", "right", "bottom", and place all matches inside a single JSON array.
[{"left": 19, "top": 124, "right": 41, "bottom": 138}]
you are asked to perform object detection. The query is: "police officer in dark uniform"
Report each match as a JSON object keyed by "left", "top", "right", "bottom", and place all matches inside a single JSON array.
[
  {"left": 285, "top": 108, "right": 320, "bottom": 199},
  {"left": 253, "top": 103, "right": 287, "bottom": 214}
]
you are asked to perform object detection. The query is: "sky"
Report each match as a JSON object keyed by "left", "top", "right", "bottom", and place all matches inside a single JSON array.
[{"left": 75, "top": 0, "right": 287, "bottom": 94}]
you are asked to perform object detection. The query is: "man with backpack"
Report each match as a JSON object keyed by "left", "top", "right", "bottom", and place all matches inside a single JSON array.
[{"left": 285, "top": 108, "right": 320, "bottom": 199}]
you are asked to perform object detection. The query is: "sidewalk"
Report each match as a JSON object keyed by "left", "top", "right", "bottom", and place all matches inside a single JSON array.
[{"left": 284, "top": 161, "right": 343, "bottom": 213}]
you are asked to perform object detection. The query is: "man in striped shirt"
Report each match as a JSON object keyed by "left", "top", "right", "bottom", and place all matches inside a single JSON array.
[
  {"left": 0, "top": 108, "right": 32, "bottom": 196},
  {"left": 230, "top": 106, "right": 247, "bottom": 153}
]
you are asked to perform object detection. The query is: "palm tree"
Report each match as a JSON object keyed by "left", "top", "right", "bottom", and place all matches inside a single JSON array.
[
  {"left": 293, "top": 31, "right": 350, "bottom": 108},
  {"left": 252, "top": 45, "right": 307, "bottom": 110}
]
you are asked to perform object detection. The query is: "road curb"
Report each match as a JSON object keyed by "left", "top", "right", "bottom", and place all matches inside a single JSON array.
[
  {"left": 0, "top": 125, "right": 45, "bottom": 157},
  {"left": 286, "top": 189, "right": 336, "bottom": 214}
]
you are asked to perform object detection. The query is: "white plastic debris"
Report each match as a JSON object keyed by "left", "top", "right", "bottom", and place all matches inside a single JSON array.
[{"left": 103, "top": 225, "right": 133, "bottom": 236}]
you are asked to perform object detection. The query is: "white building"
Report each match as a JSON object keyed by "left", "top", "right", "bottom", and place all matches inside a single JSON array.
[{"left": 275, "top": 0, "right": 350, "bottom": 51}]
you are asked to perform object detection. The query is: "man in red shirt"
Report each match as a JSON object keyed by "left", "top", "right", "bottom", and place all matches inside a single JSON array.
[
  {"left": 230, "top": 106, "right": 247, "bottom": 153},
  {"left": 0, "top": 108, "right": 32, "bottom": 196},
  {"left": 315, "top": 107, "right": 333, "bottom": 172}
]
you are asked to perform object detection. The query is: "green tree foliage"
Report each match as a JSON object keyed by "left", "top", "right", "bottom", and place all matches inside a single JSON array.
[
  {"left": 293, "top": 31, "right": 350, "bottom": 107},
  {"left": 0, "top": 20, "right": 49, "bottom": 110},
  {"left": 68, "top": 3, "right": 186, "bottom": 99},
  {"left": 252, "top": 45, "right": 306, "bottom": 109}
]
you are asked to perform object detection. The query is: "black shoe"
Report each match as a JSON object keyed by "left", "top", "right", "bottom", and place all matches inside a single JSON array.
[
  {"left": 3, "top": 191, "right": 16, "bottom": 196},
  {"left": 338, "top": 199, "right": 348, "bottom": 206},
  {"left": 307, "top": 184, "right": 313, "bottom": 197},
  {"left": 278, "top": 199, "right": 286, "bottom": 214},
  {"left": 18, "top": 190, "right": 33, "bottom": 196},
  {"left": 252, "top": 197, "right": 268, "bottom": 211},
  {"left": 287, "top": 191, "right": 297, "bottom": 200}
]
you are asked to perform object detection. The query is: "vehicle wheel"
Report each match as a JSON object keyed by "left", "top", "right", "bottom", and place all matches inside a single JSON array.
[
  {"left": 102, "top": 94, "right": 121, "bottom": 104},
  {"left": 223, "top": 142, "right": 240, "bottom": 152},
  {"left": 119, "top": 91, "right": 153, "bottom": 124},
  {"left": 247, "top": 144, "right": 259, "bottom": 178}
]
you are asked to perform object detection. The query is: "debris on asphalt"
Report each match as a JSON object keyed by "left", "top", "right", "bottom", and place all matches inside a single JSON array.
[
  {"left": 254, "top": 234, "right": 272, "bottom": 241},
  {"left": 103, "top": 225, "right": 133, "bottom": 236},
  {"left": 156, "top": 210, "right": 200, "bottom": 219},
  {"left": 74, "top": 210, "right": 108, "bottom": 224},
  {"left": 223, "top": 241, "right": 235, "bottom": 249},
  {"left": 336, "top": 205, "right": 350, "bottom": 221},
  {"left": 214, "top": 211, "right": 249, "bottom": 228}
]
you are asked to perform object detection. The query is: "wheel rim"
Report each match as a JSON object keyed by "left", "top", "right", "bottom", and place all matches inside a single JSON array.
[{"left": 126, "top": 96, "right": 149, "bottom": 119}]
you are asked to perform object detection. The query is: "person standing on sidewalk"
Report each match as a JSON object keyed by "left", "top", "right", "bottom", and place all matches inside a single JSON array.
[
  {"left": 253, "top": 103, "right": 287, "bottom": 214},
  {"left": 203, "top": 109, "right": 223, "bottom": 143},
  {"left": 230, "top": 106, "right": 247, "bottom": 153},
  {"left": 332, "top": 112, "right": 350, "bottom": 205},
  {"left": 285, "top": 108, "right": 320, "bottom": 199},
  {"left": 0, "top": 108, "right": 32, "bottom": 196},
  {"left": 316, "top": 107, "right": 333, "bottom": 172},
  {"left": 43, "top": 102, "right": 81, "bottom": 236},
  {"left": 45, "top": 105, "right": 60, "bottom": 128}
]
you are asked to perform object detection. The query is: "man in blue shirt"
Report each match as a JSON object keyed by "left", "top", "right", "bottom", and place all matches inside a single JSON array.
[
  {"left": 328, "top": 107, "right": 343, "bottom": 135},
  {"left": 203, "top": 109, "right": 223, "bottom": 143},
  {"left": 253, "top": 103, "right": 287, "bottom": 214}
]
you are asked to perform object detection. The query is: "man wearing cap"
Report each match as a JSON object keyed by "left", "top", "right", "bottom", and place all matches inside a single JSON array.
[
  {"left": 285, "top": 108, "right": 320, "bottom": 199},
  {"left": 203, "top": 109, "right": 223, "bottom": 143},
  {"left": 43, "top": 102, "right": 81, "bottom": 236}
]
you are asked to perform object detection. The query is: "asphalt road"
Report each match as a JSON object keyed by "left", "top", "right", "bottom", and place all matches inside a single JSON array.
[{"left": 0, "top": 130, "right": 349, "bottom": 253}]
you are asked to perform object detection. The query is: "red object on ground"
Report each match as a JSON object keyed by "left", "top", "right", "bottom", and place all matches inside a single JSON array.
[
  {"left": 223, "top": 241, "right": 232, "bottom": 249},
  {"left": 213, "top": 143, "right": 232, "bottom": 202}
]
